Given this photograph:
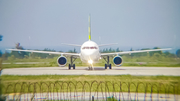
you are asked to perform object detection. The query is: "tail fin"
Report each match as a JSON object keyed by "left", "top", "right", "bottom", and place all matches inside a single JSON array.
[{"left": 88, "top": 14, "right": 91, "bottom": 40}]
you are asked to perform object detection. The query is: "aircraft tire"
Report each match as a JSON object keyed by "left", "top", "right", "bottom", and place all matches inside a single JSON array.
[
  {"left": 68, "top": 64, "right": 71, "bottom": 70},
  {"left": 109, "top": 64, "right": 112, "bottom": 69},
  {"left": 73, "top": 64, "right": 75, "bottom": 69},
  {"left": 89, "top": 66, "right": 93, "bottom": 70},
  {"left": 105, "top": 64, "right": 107, "bottom": 69},
  {"left": 91, "top": 66, "right": 93, "bottom": 70}
]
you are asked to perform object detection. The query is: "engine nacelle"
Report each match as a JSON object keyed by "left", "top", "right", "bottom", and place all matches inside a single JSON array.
[
  {"left": 113, "top": 56, "right": 123, "bottom": 66},
  {"left": 57, "top": 56, "right": 67, "bottom": 66}
]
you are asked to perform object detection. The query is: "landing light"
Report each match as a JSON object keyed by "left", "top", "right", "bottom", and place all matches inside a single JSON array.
[{"left": 88, "top": 60, "right": 93, "bottom": 64}]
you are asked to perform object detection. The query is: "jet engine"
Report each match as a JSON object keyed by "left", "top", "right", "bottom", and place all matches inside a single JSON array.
[
  {"left": 113, "top": 56, "right": 123, "bottom": 66},
  {"left": 57, "top": 56, "right": 67, "bottom": 66}
]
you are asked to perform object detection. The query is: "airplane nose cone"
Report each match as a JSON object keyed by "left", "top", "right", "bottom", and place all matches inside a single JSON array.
[
  {"left": 81, "top": 50, "right": 99, "bottom": 61},
  {"left": 86, "top": 51, "right": 94, "bottom": 55}
]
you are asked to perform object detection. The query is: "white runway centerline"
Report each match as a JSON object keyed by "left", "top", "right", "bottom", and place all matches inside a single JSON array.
[{"left": 2, "top": 67, "right": 180, "bottom": 76}]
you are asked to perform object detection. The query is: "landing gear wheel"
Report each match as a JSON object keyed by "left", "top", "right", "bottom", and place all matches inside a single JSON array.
[
  {"left": 105, "top": 64, "right": 107, "bottom": 69},
  {"left": 103, "top": 56, "right": 111, "bottom": 69},
  {"left": 68, "top": 56, "right": 77, "bottom": 70},
  {"left": 68, "top": 64, "right": 71, "bottom": 69},
  {"left": 91, "top": 66, "right": 93, "bottom": 70},
  {"left": 73, "top": 64, "right": 75, "bottom": 69},
  {"left": 109, "top": 64, "right": 112, "bottom": 69}
]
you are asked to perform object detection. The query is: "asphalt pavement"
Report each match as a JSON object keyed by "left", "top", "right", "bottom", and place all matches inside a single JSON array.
[{"left": 2, "top": 66, "right": 180, "bottom": 76}]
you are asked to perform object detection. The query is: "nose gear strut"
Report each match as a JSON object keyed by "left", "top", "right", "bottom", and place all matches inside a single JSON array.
[{"left": 88, "top": 64, "right": 93, "bottom": 70}]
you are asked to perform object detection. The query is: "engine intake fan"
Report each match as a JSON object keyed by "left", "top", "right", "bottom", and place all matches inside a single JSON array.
[
  {"left": 113, "top": 56, "right": 123, "bottom": 66},
  {"left": 57, "top": 56, "right": 67, "bottom": 66}
]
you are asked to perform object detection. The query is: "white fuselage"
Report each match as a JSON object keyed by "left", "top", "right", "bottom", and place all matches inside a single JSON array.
[{"left": 80, "top": 40, "right": 100, "bottom": 63}]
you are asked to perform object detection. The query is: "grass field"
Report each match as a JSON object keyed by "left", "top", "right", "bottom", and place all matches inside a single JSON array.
[
  {"left": 2, "top": 62, "right": 180, "bottom": 69},
  {"left": 1, "top": 75, "right": 180, "bottom": 94},
  {"left": 2, "top": 75, "right": 180, "bottom": 83},
  {"left": 1, "top": 56, "right": 180, "bottom": 69}
]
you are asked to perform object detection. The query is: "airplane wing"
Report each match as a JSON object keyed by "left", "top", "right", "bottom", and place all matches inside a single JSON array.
[
  {"left": 100, "top": 48, "right": 171, "bottom": 56},
  {"left": 6, "top": 49, "right": 80, "bottom": 56}
]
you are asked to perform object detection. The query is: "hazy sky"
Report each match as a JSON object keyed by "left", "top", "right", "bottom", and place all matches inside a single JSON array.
[{"left": 0, "top": 0, "right": 180, "bottom": 52}]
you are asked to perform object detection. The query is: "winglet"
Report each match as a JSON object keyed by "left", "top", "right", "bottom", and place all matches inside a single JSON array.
[{"left": 88, "top": 14, "right": 91, "bottom": 40}]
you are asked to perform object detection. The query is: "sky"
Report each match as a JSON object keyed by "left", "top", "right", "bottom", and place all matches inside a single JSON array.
[{"left": 0, "top": 0, "right": 180, "bottom": 53}]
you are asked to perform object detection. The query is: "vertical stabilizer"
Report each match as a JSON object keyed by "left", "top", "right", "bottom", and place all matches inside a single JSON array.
[{"left": 88, "top": 14, "right": 91, "bottom": 40}]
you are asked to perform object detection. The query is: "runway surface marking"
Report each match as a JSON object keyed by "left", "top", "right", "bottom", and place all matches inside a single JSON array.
[{"left": 2, "top": 67, "right": 180, "bottom": 76}]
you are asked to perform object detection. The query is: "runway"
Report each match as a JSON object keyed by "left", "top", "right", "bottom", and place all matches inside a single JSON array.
[{"left": 2, "top": 66, "right": 180, "bottom": 76}]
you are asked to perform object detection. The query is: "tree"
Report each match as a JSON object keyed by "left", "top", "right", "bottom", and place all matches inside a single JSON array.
[
  {"left": 139, "top": 48, "right": 150, "bottom": 57},
  {"left": 164, "top": 51, "right": 171, "bottom": 57},
  {"left": 149, "top": 47, "right": 162, "bottom": 56},
  {"left": 130, "top": 48, "right": 134, "bottom": 58},
  {"left": 68, "top": 48, "right": 77, "bottom": 53},
  {"left": 0, "top": 35, "right": 2, "bottom": 41},
  {"left": 0, "top": 51, "right": 2, "bottom": 57},
  {"left": 105, "top": 48, "right": 108, "bottom": 53},
  {"left": 103, "top": 48, "right": 105, "bottom": 53},
  {"left": 15, "top": 43, "right": 24, "bottom": 49},
  {"left": 176, "top": 49, "right": 180, "bottom": 58},
  {"left": 11, "top": 43, "right": 28, "bottom": 58},
  {"left": 130, "top": 48, "right": 134, "bottom": 51},
  {"left": 109, "top": 48, "right": 112, "bottom": 52},
  {"left": 73, "top": 48, "right": 77, "bottom": 53},
  {"left": 0, "top": 35, "right": 3, "bottom": 58},
  {"left": 28, "top": 48, "right": 56, "bottom": 59},
  {"left": 116, "top": 48, "right": 120, "bottom": 52}
]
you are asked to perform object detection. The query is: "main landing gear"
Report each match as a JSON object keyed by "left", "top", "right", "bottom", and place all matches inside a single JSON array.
[
  {"left": 68, "top": 56, "right": 77, "bottom": 70},
  {"left": 103, "top": 56, "right": 112, "bottom": 69}
]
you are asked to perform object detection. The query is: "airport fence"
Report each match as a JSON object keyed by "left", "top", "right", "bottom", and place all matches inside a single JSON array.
[{"left": 2, "top": 81, "right": 180, "bottom": 101}]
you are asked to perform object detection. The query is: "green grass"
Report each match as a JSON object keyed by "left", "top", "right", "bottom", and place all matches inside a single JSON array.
[
  {"left": 122, "top": 63, "right": 180, "bottom": 67},
  {"left": 2, "top": 63, "right": 56, "bottom": 68},
  {"left": 2, "top": 75, "right": 180, "bottom": 82},
  {"left": 2, "top": 57, "right": 180, "bottom": 69},
  {"left": 2, "top": 63, "right": 180, "bottom": 69},
  {"left": 1, "top": 56, "right": 180, "bottom": 69},
  {"left": 1, "top": 75, "right": 180, "bottom": 94}
]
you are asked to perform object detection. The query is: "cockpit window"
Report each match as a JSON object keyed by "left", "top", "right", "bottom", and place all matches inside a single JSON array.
[{"left": 82, "top": 47, "right": 97, "bottom": 49}]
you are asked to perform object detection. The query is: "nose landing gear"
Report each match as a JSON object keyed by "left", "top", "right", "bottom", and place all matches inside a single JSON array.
[{"left": 88, "top": 66, "right": 93, "bottom": 70}]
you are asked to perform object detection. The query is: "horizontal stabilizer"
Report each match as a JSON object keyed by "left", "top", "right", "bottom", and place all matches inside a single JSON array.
[
  {"left": 61, "top": 43, "right": 81, "bottom": 47},
  {"left": 99, "top": 43, "right": 118, "bottom": 47}
]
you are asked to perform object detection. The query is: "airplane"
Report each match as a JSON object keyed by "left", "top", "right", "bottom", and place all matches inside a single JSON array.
[{"left": 7, "top": 15, "right": 171, "bottom": 70}]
